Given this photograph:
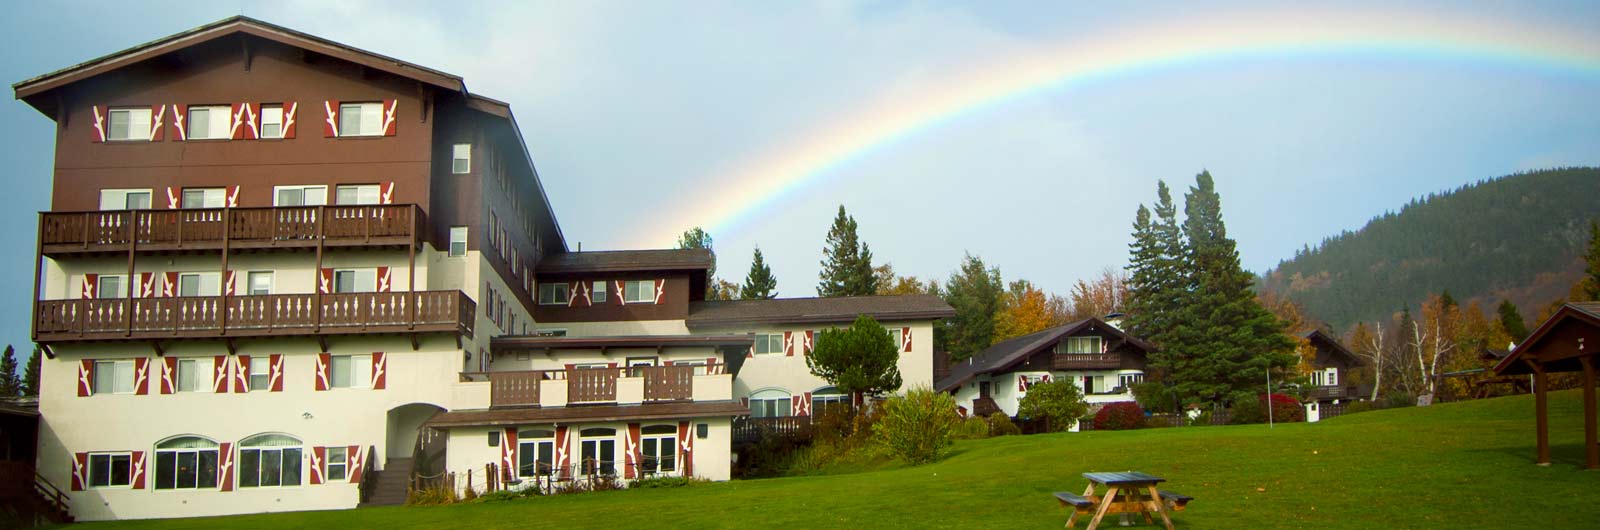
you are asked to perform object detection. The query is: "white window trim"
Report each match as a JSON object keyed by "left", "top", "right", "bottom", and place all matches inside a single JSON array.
[
  {"left": 176, "top": 357, "right": 214, "bottom": 394},
  {"left": 448, "top": 226, "right": 469, "bottom": 257},
  {"left": 334, "top": 184, "right": 382, "bottom": 206},
  {"left": 338, "top": 102, "right": 384, "bottom": 137},
  {"left": 272, "top": 185, "right": 328, "bottom": 207},
  {"left": 452, "top": 143, "right": 471, "bottom": 174},
  {"left": 328, "top": 354, "right": 371, "bottom": 389},
  {"left": 753, "top": 333, "right": 784, "bottom": 355},
  {"left": 332, "top": 268, "right": 379, "bottom": 294},
  {"left": 259, "top": 104, "right": 285, "bottom": 139},
  {"left": 185, "top": 105, "right": 232, "bottom": 141},
  {"left": 99, "top": 188, "right": 153, "bottom": 211},
  {"left": 87, "top": 451, "right": 135, "bottom": 489},
  {"left": 107, "top": 108, "right": 152, "bottom": 142},
  {"left": 623, "top": 280, "right": 656, "bottom": 304}
]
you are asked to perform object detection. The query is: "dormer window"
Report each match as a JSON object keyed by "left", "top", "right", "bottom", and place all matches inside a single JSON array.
[{"left": 1054, "top": 336, "right": 1102, "bottom": 354}]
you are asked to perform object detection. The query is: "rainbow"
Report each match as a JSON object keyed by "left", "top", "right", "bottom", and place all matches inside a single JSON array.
[{"left": 630, "top": 6, "right": 1600, "bottom": 247}]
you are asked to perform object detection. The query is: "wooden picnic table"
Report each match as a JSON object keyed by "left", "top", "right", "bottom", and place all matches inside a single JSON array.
[{"left": 1073, "top": 471, "right": 1175, "bottom": 530}]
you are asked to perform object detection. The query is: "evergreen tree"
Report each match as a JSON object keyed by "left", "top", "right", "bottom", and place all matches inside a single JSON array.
[
  {"left": 22, "top": 347, "right": 41, "bottom": 397},
  {"left": 678, "top": 227, "right": 720, "bottom": 298},
  {"left": 807, "top": 314, "right": 903, "bottom": 397},
  {"left": 1496, "top": 299, "right": 1529, "bottom": 343},
  {"left": 1582, "top": 219, "right": 1600, "bottom": 302},
  {"left": 1126, "top": 181, "right": 1189, "bottom": 371},
  {"left": 1167, "top": 171, "right": 1297, "bottom": 405},
  {"left": 740, "top": 247, "right": 779, "bottom": 300},
  {"left": 941, "top": 253, "right": 1004, "bottom": 360},
  {"left": 0, "top": 345, "right": 17, "bottom": 397},
  {"left": 818, "top": 205, "right": 878, "bottom": 296}
]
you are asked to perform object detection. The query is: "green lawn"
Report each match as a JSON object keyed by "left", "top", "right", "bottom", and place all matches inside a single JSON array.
[{"left": 79, "top": 391, "right": 1599, "bottom": 529}]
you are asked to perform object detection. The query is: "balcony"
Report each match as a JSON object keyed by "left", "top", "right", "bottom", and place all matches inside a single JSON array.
[
  {"left": 476, "top": 364, "right": 729, "bottom": 408},
  {"left": 1052, "top": 353, "right": 1122, "bottom": 370},
  {"left": 39, "top": 205, "right": 421, "bottom": 256},
  {"left": 34, "top": 290, "right": 474, "bottom": 343},
  {"left": 1306, "top": 385, "right": 1350, "bottom": 401}
]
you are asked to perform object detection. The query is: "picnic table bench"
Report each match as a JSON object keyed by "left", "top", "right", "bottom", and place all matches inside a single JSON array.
[{"left": 1052, "top": 472, "right": 1193, "bottom": 529}]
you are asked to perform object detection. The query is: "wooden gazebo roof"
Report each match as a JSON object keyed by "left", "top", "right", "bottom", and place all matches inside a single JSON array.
[{"left": 1490, "top": 301, "right": 1599, "bottom": 469}]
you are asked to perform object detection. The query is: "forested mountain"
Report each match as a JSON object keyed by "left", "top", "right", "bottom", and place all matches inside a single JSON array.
[{"left": 1259, "top": 167, "right": 1600, "bottom": 331}]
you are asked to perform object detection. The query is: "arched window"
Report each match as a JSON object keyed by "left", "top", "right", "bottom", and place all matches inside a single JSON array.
[
  {"left": 579, "top": 428, "right": 616, "bottom": 476},
  {"left": 640, "top": 425, "right": 677, "bottom": 475},
  {"left": 750, "top": 389, "right": 791, "bottom": 418},
  {"left": 517, "top": 429, "right": 555, "bottom": 478},
  {"left": 155, "top": 436, "right": 219, "bottom": 490},
  {"left": 812, "top": 386, "right": 850, "bottom": 416},
  {"left": 239, "top": 434, "right": 303, "bottom": 488}
]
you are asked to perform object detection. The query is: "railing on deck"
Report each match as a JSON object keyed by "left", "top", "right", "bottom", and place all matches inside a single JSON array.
[
  {"left": 490, "top": 371, "right": 542, "bottom": 407},
  {"left": 641, "top": 365, "right": 695, "bottom": 401},
  {"left": 466, "top": 364, "right": 724, "bottom": 408},
  {"left": 1052, "top": 353, "right": 1122, "bottom": 370},
  {"left": 35, "top": 290, "right": 474, "bottom": 341},
  {"left": 39, "top": 204, "right": 420, "bottom": 254},
  {"left": 732, "top": 416, "right": 813, "bottom": 444},
  {"left": 568, "top": 368, "right": 619, "bottom": 404}
]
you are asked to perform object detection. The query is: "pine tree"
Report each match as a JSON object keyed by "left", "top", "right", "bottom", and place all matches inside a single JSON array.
[
  {"left": 1581, "top": 219, "right": 1600, "bottom": 302},
  {"left": 818, "top": 205, "right": 877, "bottom": 296},
  {"left": 678, "top": 227, "right": 719, "bottom": 298},
  {"left": 741, "top": 247, "right": 779, "bottom": 300},
  {"left": 941, "top": 253, "right": 1004, "bottom": 360},
  {"left": 22, "top": 347, "right": 41, "bottom": 397},
  {"left": 1126, "top": 181, "right": 1189, "bottom": 372},
  {"left": 1496, "top": 299, "right": 1529, "bottom": 343},
  {"left": 0, "top": 345, "right": 18, "bottom": 397}
]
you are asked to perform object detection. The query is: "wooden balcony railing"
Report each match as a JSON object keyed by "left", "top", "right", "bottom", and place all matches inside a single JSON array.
[
  {"left": 1306, "top": 385, "right": 1350, "bottom": 401},
  {"left": 568, "top": 368, "right": 619, "bottom": 404},
  {"left": 34, "top": 290, "right": 474, "bottom": 342},
  {"left": 1052, "top": 353, "right": 1122, "bottom": 370},
  {"left": 470, "top": 364, "right": 724, "bottom": 408},
  {"left": 490, "top": 371, "right": 542, "bottom": 407},
  {"left": 39, "top": 205, "right": 421, "bottom": 255},
  {"left": 641, "top": 365, "right": 695, "bottom": 402},
  {"left": 732, "top": 416, "right": 814, "bottom": 444}
]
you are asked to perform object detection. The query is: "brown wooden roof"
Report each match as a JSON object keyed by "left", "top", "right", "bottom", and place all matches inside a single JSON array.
[
  {"left": 537, "top": 249, "right": 713, "bottom": 274},
  {"left": 1301, "top": 329, "right": 1363, "bottom": 366},
  {"left": 426, "top": 400, "right": 749, "bottom": 428},
  {"left": 1494, "top": 302, "right": 1600, "bottom": 376},
  {"left": 935, "top": 318, "right": 1156, "bottom": 392},
  {"left": 687, "top": 295, "right": 955, "bottom": 328},
  {"left": 491, "top": 334, "right": 754, "bottom": 352}
]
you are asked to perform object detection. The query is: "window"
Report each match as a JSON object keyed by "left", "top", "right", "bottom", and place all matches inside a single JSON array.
[
  {"left": 1055, "top": 336, "right": 1102, "bottom": 354},
  {"left": 535, "top": 329, "right": 567, "bottom": 337},
  {"left": 96, "top": 275, "right": 127, "bottom": 299},
  {"left": 260, "top": 104, "right": 284, "bottom": 139},
  {"left": 250, "top": 357, "right": 270, "bottom": 391},
  {"left": 517, "top": 430, "right": 555, "bottom": 478},
  {"left": 238, "top": 434, "right": 303, "bottom": 488},
  {"left": 590, "top": 281, "right": 607, "bottom": 304},
  {"left": 92, "top": 360, "right": 134, "bottom": 395},
  {"left": 885, "top": 327, "right": 902, "bottom": 349},
  {"left": 325, "top": 447, "right": 348, "bottom": 482},
  {"left": 177, "top": 272, "right": 221, "bottom": 297},
  {"left": 333, "top": 269, "right": 377, "bottom": 293},
  {"left": 812, "top": 387, "right": 850, "bottom": 416},
  {"left": 452, "top": 144, "right": 471, "bottom": 174},
  {"left": 640, "top": 425, "right": 676, "bottom": 475},
  {"left": 274, "top": 185, "right": 327, "bottom": 207},
  {"left": 1082, "top": 376, "right": 1112, "bottom": 395},
  {"left": 88, "top": 452, "right": 132, "bottom": 488},
  {"left": 623, "top": 280, "right": 656, "bottom": 304},
  {"left": 338, "top": 102, "right": 383, "bottom": 137},
  {"left": 538, "top": 283, "right": 570, "bottom": 305},
  {"left": 107, "top": 108, "right": 152, "bottom": 141},
  {"left": 1118, "top": 373, "right": 1144, "bottom": 391},
  {"left": 750, "top": 389, "right": 791, "bottom": 418},
  {"left": 247, "top": 271, "right": 273, "bottom": 296},
  {"left": 626, "top": 357, "right": 657, "bottom": 377},
  {"left": 335, "top": 184, "right": 381, "bottom": 205},
  {"left": 99, "top": 189, "right": 152, "bottom": 210},
  {"left": 1312, "top": 368, "right": 1338, "bottom": 387},
  {"left": 448, "top": 226, "right": 468, "bottom": 257},
  {"left": 579, "top": 428, "right": 616, "bottom": 476},
  {"left": 753, "top": 334, "right": 784, "bottom": 355},
  {"left": 186, "top": 105, "right": 232, "bottom": 140},
  {"left": 182, "top": 188, "right": 226, "bottom": 209},
  {"left": 176, "top": 358, "right": 210, "bottom": 393},
  {"left": 155, "top": 436, "right": 219, "bottom": 490}
]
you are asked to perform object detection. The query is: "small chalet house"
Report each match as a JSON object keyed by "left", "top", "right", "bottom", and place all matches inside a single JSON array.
[
  {"left": 1300, "top": 330, "right": 1364, "bottom": 403},
  {"left": 937, "top": 318, "right": 1156, "bottom": 419}
]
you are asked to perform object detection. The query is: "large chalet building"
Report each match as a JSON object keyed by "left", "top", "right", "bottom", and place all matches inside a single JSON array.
[{"left": 12, "top": 17, "right": 951, "bottom": 521}]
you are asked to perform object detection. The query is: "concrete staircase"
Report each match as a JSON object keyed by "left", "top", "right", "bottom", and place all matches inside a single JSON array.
[{"left": 360, "top": 458, "right": 411, "bottom": 507}]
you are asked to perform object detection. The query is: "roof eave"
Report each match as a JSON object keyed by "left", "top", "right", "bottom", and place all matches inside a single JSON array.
[{"left": 686, "top": 310, "right": 956, "bottom": 329}]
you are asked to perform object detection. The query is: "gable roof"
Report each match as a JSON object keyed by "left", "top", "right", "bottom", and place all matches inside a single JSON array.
[
  {"left": 538, "top": 248, "right": 712, "bottom": 274},
  {"left": 14, "top": 16, "right": 464, "bottom": 104},
  {"left": 1493, "top": 302, "right": 1600, "bottom": 376},
  {"left": 686, "top": 295, "right": 955, "bottom": 328},
  {"left": 1301, "top": 329, "right": 1363, "bottom": 366},
  {"left": 935, "top": 318, "right": 1155, "bottom": 392}
]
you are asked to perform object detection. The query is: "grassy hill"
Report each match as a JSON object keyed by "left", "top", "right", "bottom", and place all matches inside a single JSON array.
[
  {"left": 79, "top": 391, "right": 1600, "bottom": 529},
  {"left": 1260, "top": 167, "right": 1600, "bottom": 330}
]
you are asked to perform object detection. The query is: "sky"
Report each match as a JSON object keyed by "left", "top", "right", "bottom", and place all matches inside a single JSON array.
[{"left": 2, "top": 1, "right": 1598, "bottom": 353}]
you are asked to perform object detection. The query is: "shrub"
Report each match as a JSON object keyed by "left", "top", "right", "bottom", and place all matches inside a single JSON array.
[
  {"left": 872, "top": 386, "right": 960, "bottom": 465},
  {"left": 1094, "top": 402, "right": 1145, "bottom": 430},
  {"left": 631, "top": 476, "right": 707, "bottom": 489},
  {"left": 1188, "top": 410, "right": 1213, "bottom": 427},
  {"left": 1381, "top": 392, "right": 1417, "bottom": 409},
  {"left": 1018, "top": 380, "right": 1090, "bottom": 432},
  {"left": 953, "top": 416, "right": 991, "bottom": 440},
  {"left": 987, "top": 413, "right": 1021, "bottom": 436},
  {"left": 405, "top": 485, "right": 459, "bottom": 506},
  {"left": 1345, "top": 401, "right": 1376, "bottom": 415},
  {"left": 1264, "top": 393, "right": 1305, "bottom": 422},
  {"left": 461, "top": 486, "right": 479, "bottom": 502},
  {"left": 473, "top": 488, "right": 537, "bottom": 503},
  {"left": 1229, "top": 393, "right": 1265, "bottom": 424},
  {"left": 1131, "top": 380, "right": 1175, "bottom": 413}
]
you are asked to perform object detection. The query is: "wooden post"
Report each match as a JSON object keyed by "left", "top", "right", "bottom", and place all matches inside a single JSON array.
[
  {"left": 219, "top": 209, "right": 231, "bottom": 336},
  {"left": 314, "top": 205, "right": 325, "bottom": 333},
  {"left": 125, "top": 211, "right": 137, "bottom": 336},
  {"left": 31, "top": 214, "right": 43, "bottom": 341},
  {"left": 408, "top": 208, "right": 416, "bottom": 330},
  {"left": 1582, "top": 356, "right": 1598, "bottom": 470},
  {"left": 1532, "top": 360, "right": 1550, "bottom": 466}
]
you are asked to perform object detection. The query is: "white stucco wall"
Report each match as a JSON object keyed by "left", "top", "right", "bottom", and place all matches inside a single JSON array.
[
  {"left": 694, "top": 320, "right": 936, "bottom": 407},
  {"left": 442, "top": 416, "right": 731, "bottom": 496}
]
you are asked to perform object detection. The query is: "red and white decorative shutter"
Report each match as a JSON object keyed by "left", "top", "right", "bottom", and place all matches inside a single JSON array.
[
  {"left": 746, "top": 342, "right": 754, "bottom": 359},
  {"left": 376, "top": 267, "right": 391, "bottom": 293},
  {"left": 654, "top": 279, "right": 666, "bottom": 304},
  {"left": 131, "top": 451, "right": 147, "bottom": 489},
  {"left": 245, "top": 103, "right": 262, "bottom": 140},
  {"left": 224, "top": 270, "right": 237, "bottom": 297},
  {"left": 348, "top": 445, "right": 365, "bottom": 484},
  {"left": 77, "top": 360, "right": 94, "bottom": 397},
  {"left": 171, "top": 104, "right": 188, "bottom": 141},
  {"left": 212, "top": 355, "right": 230, "bottom": 393},
  {"left": 784, "top": 331, "right": 794, "bottom": 357},
  {"left": 741, "top": 397, "right": 749, "bottom": 408},
  {"left": 322, "top": 100, "right": 340, "bottom": 137},
  {"left": 804, "top": 330, "right": 815, "bottom": 355},
  {"left": 677, "top": 421, "right": 693, "bottom": 477},
  {"left": 615, "top": 281, "right": 626, "bottom": 305},
  {"left": 149, "top": 105, "right": 165, "bottom": 142},
  {"left": 230, "top": 103, "right": 247, "bottom": 140},
  {"left": 233, "top": 355, "right": 250, "bottom": 393},
  {"left": 804, "top": 392, "right": 814, "bottom": 416},
  {"left": 71, "top": 453, "right": 88, "bottom": 491},
  {"left": 133, "top": 357, "right": 150, "bottom": 395},
  {"left": 162, "top": 272, "right": 178, "bottom": 297},
  {"left": 80, "top": 274, "right": 97, "bottom": 299},
  {"left": 90, "top": 105, "right": 108, "bottom": 143},
  {"left": 318, "top": 268, "right": 334, "bottom": 294},
  {"left": 625, "top": 423, "right": 641, "bottom": 479},
  {"left": 165, "top": 187, "right": 180, "bottom": 209},
  {"left": 706, "top": 357, "right": 718, "bottom": 375},
  {"left": 1041, "top": 374, "right": 1052, "bottom": 384},
  {"left": 902, "top": 327, "right": 912, "bottom": 353},
  {"left": 791, "top": 395, "right": 803, "bottom": 417},
  {"left": 381, "top": 99, "right": 398, "bottom": 136},
  {"left": 226, "top": 185, "right": 240, "bottom": 208},
  {"left": 138, "top": 272, "right": 155, "bottom": 298},
  {"left": 554, "top": 426, "right": 570, "bottom": 479},
  {"left": 380, "top": 181, "right": 395, "bottom": 204},
  {"left": 281, "top": 102, "right": 297, "bottom": 139},
  {"left": 161, "top": 357, "right": 178, "bottom": 394},
  {"left": 310, "top": 446, "right": 325, "bottom": 485},
  {"left": 217, "top": 442, "right": 234, "bottom": 492},
  {"left": 1018, "top": 375, "right": 1028, "bottom": 392},
  {"left": 371, "top": 352, "right": 387, "bottom": 390},
  {"left": 269, "top": 354, "right": 284, "bottom": 392},
  {"left": 315, "top": 353, "right": 331, "bottom": 391},
  {"left": 500, "top": 428, "right": 517, "bottom": 481}
]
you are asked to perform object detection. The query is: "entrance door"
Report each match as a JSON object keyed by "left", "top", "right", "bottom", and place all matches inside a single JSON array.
[{"left": 979, "top": 381, "right": 991, "bottom": 399}]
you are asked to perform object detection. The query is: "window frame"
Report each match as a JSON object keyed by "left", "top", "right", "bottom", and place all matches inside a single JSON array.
[
  {"left": 185, "top": 105, "right": 232, "bottom": 141},
  {"left": 538, "top": 283, "right": 570, "bottom": 305},
  {"left": 259, "top": 104, "right": 284, "bottom": 139},
  {"left": 181, "top": 188, "right": 227, "bottom": 209},
  {"left": 273, "top": 185, "right": 328, "bottom": 207},
  {"left": 334, "top": 184, "right": 382, "bottom": 206},
  {"left": 452, "top": 143, "right": 471, "bottom": 174},
  {"left": 249, "top": 357, "right": 271, "bottom": 391},
  {"left": 749, "top": 389, "right": 792, "bottom": 418},
  {"left": 237, "top": 434, "right": 304, "bottom": 489},
  {"left": 623, "top": 280, "right": 656, "bottom": 304},
  {"left": 516, "top": 430, "right": 556, "bottom": 478},
  {"left": 639, "top": 425, "right": 677, "bottom": 475},
  {"left": 175, "top": 357, "right": 211, "bottom": 393},
  {"left": 177, "top": 272, "right": 222, "bottom": 297},
  {"left": 1056, "top": 336, "right": 1103, "bottom": 354},
  {"left": 338, "top": 102, "right": 383, "bottom": 137},
  {"left": 590, "top": 281, "right": 607, "bottom": 304},
  {"left": 324, "top": 446, "right": 348, "bottom": 482},
  {"left": 332, "top": 268, "right": 378, "bottom": 294},
  {"left": 448, "top": 226, "right": 469, "bottom": 257},
  {"left": 95, "top": 274, "right": 128, "bottom": 299},
  {"left": 578, "top": 429, "right": 618, "bottom": 476},
  {"left": 99, "top": 188, "right": 153, "bottom": 211},
  {"left": 87, "top": 451, "right": 133, "bottom": 488},
  {"left": 92, "top": 360, "right": 135, "bottom": 395},
  {"left": 154, "top": 436, "right": 219, "bottom": 491},
  {"left": 246, "top": 271, "right": 274, "bottom": 296},
  {"left": 107, "top": 107, "right": 152, "bottom": 142},
  {"left": 753, "top": 333, "right": 784, "bottom": 355}
]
